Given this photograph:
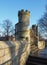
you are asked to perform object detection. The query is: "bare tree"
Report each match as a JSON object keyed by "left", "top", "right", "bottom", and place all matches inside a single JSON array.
[
  {"left": 38, "top": 5, "right": 47, "bottom": 38},
  {"left": 2, "top": 19, "right": 14, "bottom": 40}
]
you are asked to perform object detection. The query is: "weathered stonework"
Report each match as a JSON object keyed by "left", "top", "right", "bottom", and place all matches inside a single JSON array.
[
  {"left": 0, "top": 41, "right": 30, "bottom": 65},
  {"left": 38, "top": 41, "right": 45, "bottom": 49},
  {"left": 18, "top": 10, "right": 30, "bottom": 23},
  {"left": 32, "top": 25, "right": 38, "bottom": 45},
  {"left": 15, "top": 9, "right": 30, "bottom": 43}
]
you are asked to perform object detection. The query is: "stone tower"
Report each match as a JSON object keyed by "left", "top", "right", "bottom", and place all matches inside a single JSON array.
[
  {"left": 32, "top": 25, "right": 38, "bottom": 37},
  {"left": 15, "top": 9, "right": 30, "bottom": 42},
  {"left": 32, "top": 25, "right": 38, "bottom": 45}
]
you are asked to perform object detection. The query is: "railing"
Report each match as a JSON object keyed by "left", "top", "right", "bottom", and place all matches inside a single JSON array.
[{"left": 26, "top": 55, "right": 47, "bottom": 65}]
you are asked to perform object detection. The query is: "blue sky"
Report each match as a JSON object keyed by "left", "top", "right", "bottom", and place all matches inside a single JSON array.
[{"left": 0, "top": 0, "right": 46, "bottom": 27}]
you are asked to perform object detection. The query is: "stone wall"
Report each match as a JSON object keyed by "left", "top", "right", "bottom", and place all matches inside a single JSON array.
[
  {"left": 38, "top": 41, "right": 45, "bottom": 49},
  {"left": 0, "top": 41, "right": 30, "bottom": 65}
]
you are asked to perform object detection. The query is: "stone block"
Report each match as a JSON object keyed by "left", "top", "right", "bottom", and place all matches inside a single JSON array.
[{"left": 38, "top": 41, "right": 45, "bottom": 49}]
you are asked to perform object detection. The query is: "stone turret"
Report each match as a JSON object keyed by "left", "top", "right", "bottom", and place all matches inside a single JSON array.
[
  {"left": 32, "top": 25, "right": 38, "bottom": 37},
  {"left": 15, "top": 9, "right": 30, "bottom": 42},
  {"left": 32, "top": 25, "right": 38, "bottom": 45},
  {"left": 18, "top": 9, "right": 30, "bottom": 23}
]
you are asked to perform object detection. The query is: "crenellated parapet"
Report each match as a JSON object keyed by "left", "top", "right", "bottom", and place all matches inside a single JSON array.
[
  {"left": 18, "top": 9, "right": 30, "bottom": 16},
  {"left": 18, "top": 9, "right": 30, "bottom": 23}
]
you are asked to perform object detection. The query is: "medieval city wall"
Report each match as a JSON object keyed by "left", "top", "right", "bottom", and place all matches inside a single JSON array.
[{"left": 0, "top": 41, "right": 30, "bottom": 65}]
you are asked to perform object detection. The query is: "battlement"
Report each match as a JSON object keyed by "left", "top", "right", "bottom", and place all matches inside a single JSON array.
[{"left": 18, "top": 9, "right": 30, "bottom": 16}]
